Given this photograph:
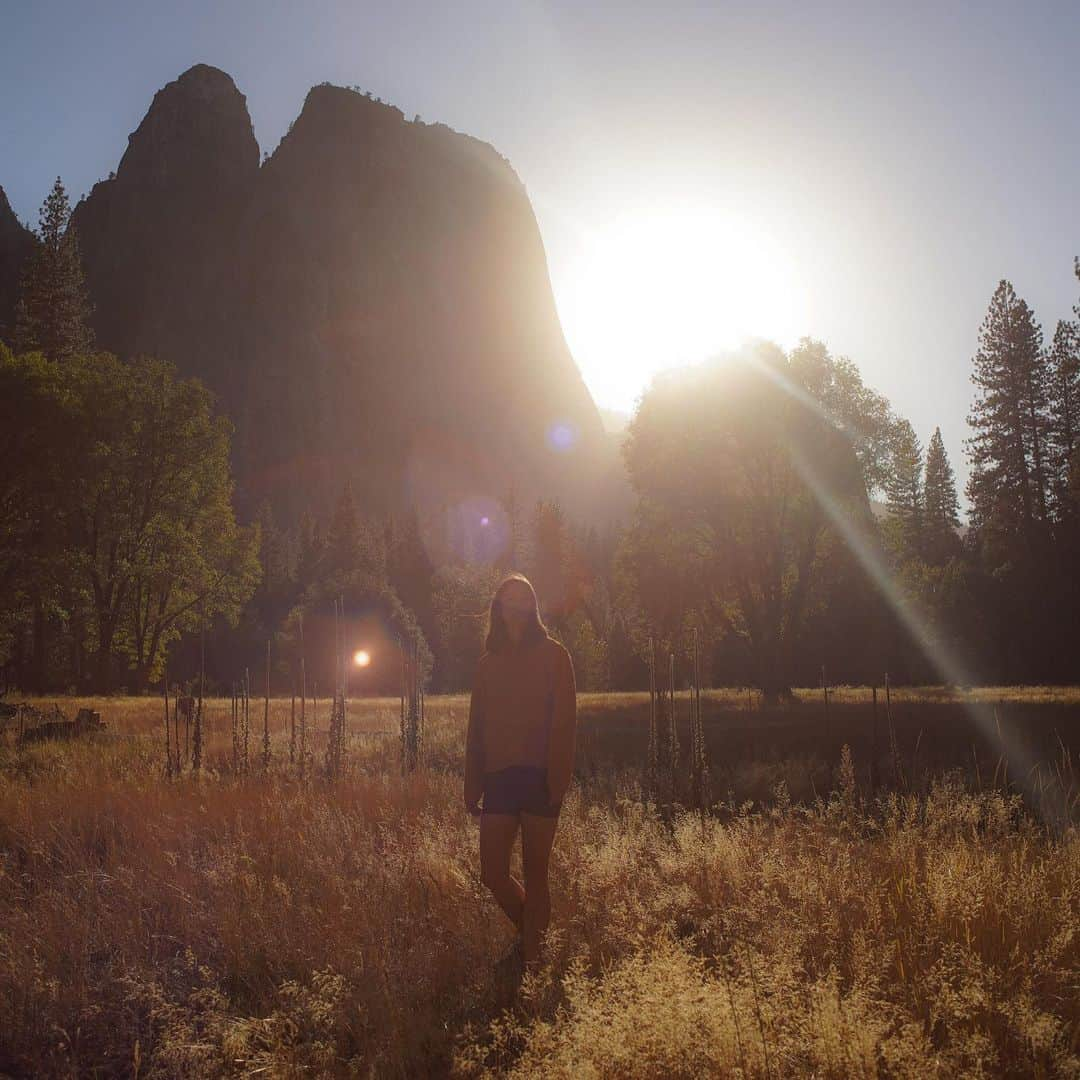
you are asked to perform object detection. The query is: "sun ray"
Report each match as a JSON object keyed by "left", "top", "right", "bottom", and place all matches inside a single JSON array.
[{"left": 744, "top": 351, "right": 1045, "bottom": 809}]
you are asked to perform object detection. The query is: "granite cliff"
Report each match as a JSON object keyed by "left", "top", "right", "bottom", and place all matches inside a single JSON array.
[
  {"left": 0, "top": 186, "right": 35, "bottom": 342},
  {"left": 0, "top": 64, "right": 629, "bottom": 548}
]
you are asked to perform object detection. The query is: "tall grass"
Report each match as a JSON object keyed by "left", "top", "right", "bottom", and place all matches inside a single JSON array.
[{"left": 0, "top": 694, "right": 1077, "bottom": 1076}]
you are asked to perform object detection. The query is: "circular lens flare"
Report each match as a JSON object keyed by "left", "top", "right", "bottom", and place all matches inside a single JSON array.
[{"left": 547, "top": 421, "right": 577, "bottom": 452}]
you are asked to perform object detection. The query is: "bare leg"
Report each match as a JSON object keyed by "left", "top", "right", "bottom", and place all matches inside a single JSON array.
[
  {"left": 520, "top": 811, "right": 559, "bottom": 966},
  {"left": 479, "top": 812, "right": 526, "bottom": 935}
]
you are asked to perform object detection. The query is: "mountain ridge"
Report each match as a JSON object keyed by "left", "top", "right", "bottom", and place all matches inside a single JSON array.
[
  {"left": 0, "top": 185, "right": 36, "bottom": 342},
  {"left": 0, "top": 65, "right": 632, "bottom": 552}
]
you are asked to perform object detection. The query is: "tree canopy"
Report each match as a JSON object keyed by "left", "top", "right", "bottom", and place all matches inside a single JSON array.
[
  {"left": 620, "top": 340, "right": 883, "bottom": 699},
  {"left": 0, "top": 344, "right": 259, "bottom": 690}
]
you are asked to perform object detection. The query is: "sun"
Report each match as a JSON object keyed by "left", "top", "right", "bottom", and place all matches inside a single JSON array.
[
  {"left": 555, "top": 207, "right": 809, "bottom": 413},
  {"left": 353, "top": 649, "right": 371, "bottom": 668}
]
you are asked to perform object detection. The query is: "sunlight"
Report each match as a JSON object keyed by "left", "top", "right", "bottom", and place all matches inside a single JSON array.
[
  {"left": 353, "top": 649, "right": 371, "bottom": 668},
  {"left": 741, "top": 352, "right": 1042, "bottom": 802},
  {"left": 556, "top": 207, "right": 810, "bottom": 412}
]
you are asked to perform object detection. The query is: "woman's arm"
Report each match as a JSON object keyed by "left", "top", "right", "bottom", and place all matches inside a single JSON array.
[
  {"left": 546, "top": 644, "right": 577, "bottom": 804},
  {"left": 464, "top": 659, "right": 485, "bottom": 811}
]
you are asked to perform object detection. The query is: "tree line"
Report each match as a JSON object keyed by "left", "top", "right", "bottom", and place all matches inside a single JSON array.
[{"left": 2, "top": 177, "right": 1077, "bottom": 695}]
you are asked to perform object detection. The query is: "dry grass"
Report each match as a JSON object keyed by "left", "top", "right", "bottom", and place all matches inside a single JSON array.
[{"left": 0, "top": 694, "right": 1077, "bottom": 1076}]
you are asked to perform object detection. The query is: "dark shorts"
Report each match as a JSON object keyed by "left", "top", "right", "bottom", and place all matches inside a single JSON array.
[{"left": 482, "top": 765, "right": 562, "bottom": 818}]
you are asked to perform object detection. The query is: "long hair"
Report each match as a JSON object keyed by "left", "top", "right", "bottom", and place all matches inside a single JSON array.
[{"left": 484, "top": 573, "right": 550, "bottom": 654}]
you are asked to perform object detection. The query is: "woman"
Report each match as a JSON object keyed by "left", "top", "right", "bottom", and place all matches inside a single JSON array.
[{"left": 464, "top": 572, "right": 577, "bottom": 974}]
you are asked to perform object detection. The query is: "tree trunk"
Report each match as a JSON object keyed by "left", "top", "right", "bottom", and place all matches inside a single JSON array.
[
  {"left": 30, "top": 596, "right": 47, "bottom": 693},
  {"left": 69, "top": 608, "right": 86, "bottom": 691},
  {"left": 754, "top": 622, "right": 790, "bottom": 705},
  {"left": 94, "top": 615, "right": 117, "bottom": 693}
]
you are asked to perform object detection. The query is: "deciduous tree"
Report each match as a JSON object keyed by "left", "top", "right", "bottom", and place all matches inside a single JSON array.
[
  {"left": 57, "top": 353, "right": 259, "bottom": 689},
  {"left": 622, "top": 341, "right": 881, "bottom": 700}
]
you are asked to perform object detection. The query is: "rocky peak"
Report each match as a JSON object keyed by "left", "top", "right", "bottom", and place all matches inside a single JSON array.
[
  {"left": 0, "top": 185, "right": 26, "bottom": 228},
  {"left": 70, "top": 64, "right": 259, "bottom": 385},
  {"left": 297, "top": 81, "right": 408, "bottom": 128},
  {"left": 241, "top": 79, "right": 612, "bottom": 523},
  {"left": 113, "top": 63, "right": 259, "bottom": 193},
  {"left": 0, "top": 185, "right": 36, "bottom": 343},
  {"left": 47, "top": 67, "right": 629, "bottom": 531}
]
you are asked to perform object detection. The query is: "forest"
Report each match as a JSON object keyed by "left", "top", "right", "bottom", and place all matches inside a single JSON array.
[{"left": 2, "top": 177, "right": 1078, "bottom": 700}]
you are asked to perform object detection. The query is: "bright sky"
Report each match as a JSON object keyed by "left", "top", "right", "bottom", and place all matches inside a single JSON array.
[{"left": 4, "top": 1, "right": 1080, "bottom": 508}]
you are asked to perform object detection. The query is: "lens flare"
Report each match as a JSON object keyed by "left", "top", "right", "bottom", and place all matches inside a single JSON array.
[{"left": 546, "top": 421, "right": 577, "bottom": 452}]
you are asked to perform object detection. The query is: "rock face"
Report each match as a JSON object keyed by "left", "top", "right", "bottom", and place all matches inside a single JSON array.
[
  {"left": 70, "top": 64, "right": 259, "bottom": 393},
  {"left": 234, "top": 83, "right": 620, "bottom": 530},
  {"left": 6, "top": 65, "right": 630, "bottom": 546},
  {"left": 0, "top": 186, "right": 35, "bottom": 342}
]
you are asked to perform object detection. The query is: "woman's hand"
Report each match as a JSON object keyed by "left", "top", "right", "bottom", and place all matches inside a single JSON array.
[
  {"left": 546, "top": 643, "right": 577, "bottom": 807},
  {"left": 465, "top": 799, "right": 482, "bottom": 819}
]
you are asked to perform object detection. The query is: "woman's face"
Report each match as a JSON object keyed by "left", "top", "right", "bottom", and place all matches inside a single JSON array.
[{"left": 500, "top": 582, "right": 534, "bottom": 642}]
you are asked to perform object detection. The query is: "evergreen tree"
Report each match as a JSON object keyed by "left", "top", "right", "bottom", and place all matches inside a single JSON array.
[
  {"left": 923, "top": 426, "right": 961, "bottom": 563},
  {"left": 495, "top": 487, "right": 525, "bottom": 572},
  {"left": 255, "top": 500, "right": 292, "bottom": 599},
  {"left": 1046, "top": 318, "right": 1079, "bottom": 518},
  {"left": 964, "top": 281, "right": 1064, "bottom": 680},
  {"left": 884, "top": 418, "right": 924, "bottom": 557},
  {"left": 430, "top": 562, "right": 501, "bottom": 690},
  {"left": 13, "top": 177, "right": 94, "bottom": 361},
  {"left": 564, "top": 608, "right": 608, "bottom": 691},
  {"left": 326, "top": 483, "right": 361, "bottom": 574},
  {"left": 605, "top": 605, "right": 648, "bottom": 690},
  {"left": 385, "top": 505, "right": 437, "bottom": 653},
  {"left": 8, "top": 178, "right": 94, "bottom": 688},
  {"left": 249, "top": 500, "right": 295, "bottom": 645},
  {"left": 529, "top": 498, "right": 569, "bottom": 632},
  {"left": 296, "top": 510, "right": 325, "bottom": 589},
  {"left": 322, "top": 482, "right": 387, "bottom": 589},
  {"left": 964, "top": 280, "right": 1050, "bottom": 545}
]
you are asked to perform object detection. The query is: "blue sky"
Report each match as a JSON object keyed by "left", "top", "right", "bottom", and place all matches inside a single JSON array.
[{"left": 3, "top": 1, "right": 1079, "bottom": 509}]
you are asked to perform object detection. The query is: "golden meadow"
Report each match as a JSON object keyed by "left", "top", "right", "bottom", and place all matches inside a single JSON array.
[{"left": 1, "top": 688, "right": 1078, "bottom": 1077}]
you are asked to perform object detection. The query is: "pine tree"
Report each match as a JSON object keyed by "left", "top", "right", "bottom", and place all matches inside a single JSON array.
[
  {"left": 923, "top": 427, "right": 961, "bottom": 562},
  {"left": 1047, "top": 317, "right": 1079, "bottom": 519},
  {"left": 495, "top": 487, "right": 525, "bottom": 572},
  {"left": 296, "top": 510, "right": 325, "bottom": 589},
  {"left": 13, "top": 177, "right": 94, "bottom": 361},
  {"left": 325, "top": 482, "right": 385, "bottom": 582},
  {"left": 254, "top": 500, "right": 292, "bottom": 601},
  {"left": 326, "top": 483, "right": 361, "bottom": 575},
  {"left": 884, "top": 418, "right": 924, "bottom": 557},
  {"left": 385, "top": 505, "right": 436, "bottom": 638},
  {"left": 964, "top": 280, "right": 1050, "bottom": 544},
  {"left": 530, "top": 498, "right": 569, "bottom": 631}
]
